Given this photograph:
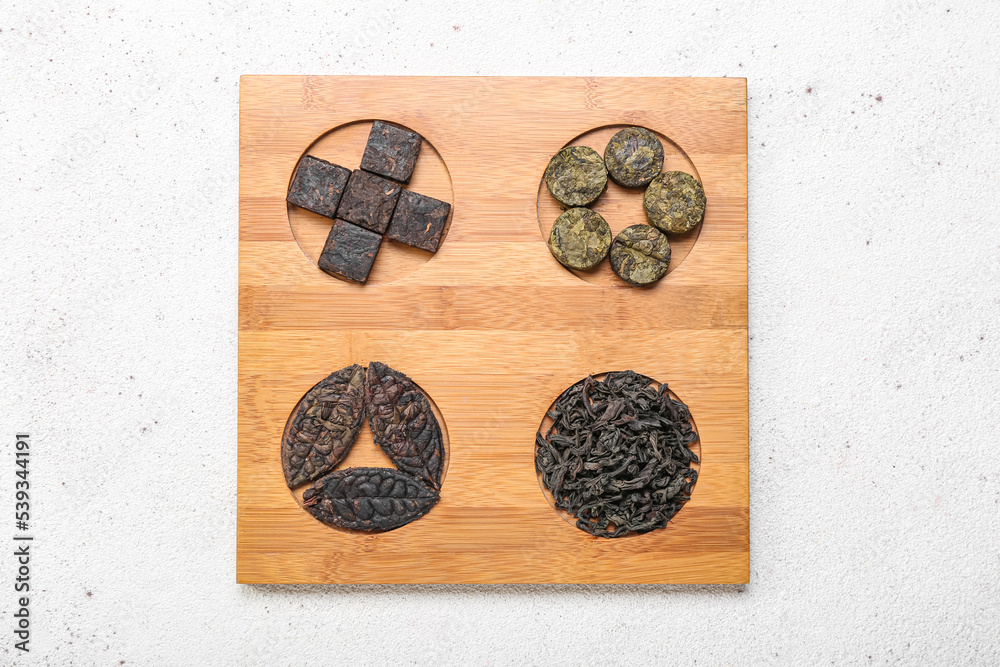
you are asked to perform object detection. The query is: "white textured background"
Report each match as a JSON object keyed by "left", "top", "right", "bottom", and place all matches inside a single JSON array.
[{"left": 1, "top": 1, "right": 998, "bottom": 665}]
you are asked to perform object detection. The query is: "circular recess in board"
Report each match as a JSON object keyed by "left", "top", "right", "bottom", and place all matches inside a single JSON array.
[
  {"left": 536, "top": 125, "right": 705, "bottom": 288},
  {"left": 286, "top": 120, "right": 455, "bottom": 287}
]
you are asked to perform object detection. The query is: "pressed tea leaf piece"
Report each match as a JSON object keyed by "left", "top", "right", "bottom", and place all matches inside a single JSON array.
[
  {"left": 360, "top": 120, "right": 422, "bottom": 184},
  {"left": 604, "top": 126, "right": 664, "bottom": 188},
  {"left": 644, "top": 170, "right": 706, "bottom": 234},
  {"left": 535, "top": 371, "right": 700, "bottom": 538},
  {"left": 338, "top": 169, "right": 403, "bottom": 234},
  {"left": 386, "top": 189, "right": 451, "bottom": 253},
  {"left": 317, "top": 219, "right": 382, "bottom": 284},
  {"left": 544, "top": 145, "right": 608, "bottom": 207},
  {"left": 365, "top": 361, "right": 445, "bottom": 490},
  {"left": 281, "top": 364, "right": 366, "bottom": 488},
  {"left": 609, "top": 224, "right": 672, "bottom": 286},
  {"left": 547, "top": 207, "right": 612, "bottom": 271},
  {"left": 286, "top": 155, "right": 352, "bottom": 219},
  {"left": 302, "top": 467, "right": 440, "bottom": 531}
]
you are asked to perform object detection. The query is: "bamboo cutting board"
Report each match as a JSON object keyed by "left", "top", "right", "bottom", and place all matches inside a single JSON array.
[{"left": 238, "top": 76, "right": 748, "bottom": 584}]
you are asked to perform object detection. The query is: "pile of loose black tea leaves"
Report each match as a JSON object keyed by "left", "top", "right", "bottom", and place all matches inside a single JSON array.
[
  {"left": 644, "top": 170, "right": 707, "bottom": 235},
  {"left": 281, "top": 364, "right": 365, "bottom": 487},
  {"left": 303, "top": 467, "right": 440, "bottom": 532},
  {"left": 604, "top": 126, "right": 664, "bottom": 189},
  {"left": 535, "top": 371, "right": 699, "bottom": 538},
  {"left": 366, "top": 361, "right": 445, "bottom": 490},
  {"left": 544, "top": 145, "right": 608, "bottom": 207}
]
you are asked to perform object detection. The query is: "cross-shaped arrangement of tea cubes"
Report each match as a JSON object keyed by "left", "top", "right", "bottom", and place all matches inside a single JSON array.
[{"left": 286, "top": 121, "right": 452, "bottom": 284}]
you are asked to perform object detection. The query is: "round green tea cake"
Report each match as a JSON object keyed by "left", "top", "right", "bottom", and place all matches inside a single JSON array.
[
  {"left": 609, "top": 224, "right": 672, "bottom": 286},
  {"left": 643, "top": 171, "right": 706, "bottom": 234},
  {"left": 547, "top": 208, "right": 612, "bottom": 271},
  {"left": 544, "top": 146, "right": 608, "bottom": 207},
  {"left": 603, "top": 126, "right": 664, "bottom": 188}
]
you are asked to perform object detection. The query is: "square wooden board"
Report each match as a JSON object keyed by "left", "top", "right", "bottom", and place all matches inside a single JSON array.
[{"left": 238, "top": 76, "right": 748, "bottom": 584}]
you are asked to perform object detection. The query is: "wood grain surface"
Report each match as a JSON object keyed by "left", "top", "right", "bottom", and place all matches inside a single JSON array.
[{"left": 238, "top": 76, "right": 748, "bottom": 584}]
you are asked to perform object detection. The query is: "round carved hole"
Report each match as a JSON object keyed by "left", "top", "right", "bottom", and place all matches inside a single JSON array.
[
  {"left": 287, "top": 120, "right": 454, "bottom": 286},
  {"left": 535, "top": 371, "right": 701, "bottom": 538},
  {"left": 536, "top": 125, "right": 703, "bottom": 288}
]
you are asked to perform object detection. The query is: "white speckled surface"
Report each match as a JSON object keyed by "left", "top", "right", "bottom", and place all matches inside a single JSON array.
[{"left": 1, "top": 1, "right": 999, "bottom": 664}]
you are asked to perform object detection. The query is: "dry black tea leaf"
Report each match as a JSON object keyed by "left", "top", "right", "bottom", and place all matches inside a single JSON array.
[
  {"left": 337, "top": 169, "right": 403, "bottom": 234},
  {"left": 603, "top": 126, "right": 664, "bottom": 188},
  {"left": 317, "top": 219, "right": 382, "bottom": 284},
  {"left": 286, "top": 155, "right": 352, "bottom": 219},
  {"left": 360, "top": 120, "right": 422, "bottom": 184},
  {"left": 609, "top": 224, "right": 672, "bottom": 286},
  {"left": 643, "top": 170, "right": 706, "bottom": 234},
  {"left": 281, "top": 364, "right": 366, "bottom": 488},
  {"left": 544, "top": 146, "right": 608, "bottom": 207},
  {"left": 365, "top": 361, "right": 444, "bottom": 490},
  {"left": 302, "top": 467, "right": 440, "bottom": 531},
  {"left": 536, "top": 371, "right": 699, "bottom": 538},
  {"left": 547, "top": 207, "right": 612, "bottom": 271},
  {"left": 386, "top": 189, "right": 451, "bottom": 253}
]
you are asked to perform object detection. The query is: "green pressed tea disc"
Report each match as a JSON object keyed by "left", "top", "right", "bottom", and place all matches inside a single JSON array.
[
  {"left": 643, "top": 171, "right": 706, "bottom": 234},
  {"left": 609, "top": 224, "right": 672, "bottom": 286},
  {"left": 544, "top": 146, "right": 608, "bottom": 207},
  {"left": 604, "top": 127, "right": 664, "bottom": 188},
  {"left": 547, "top": 207, "right": 612, "bottom": 271}
]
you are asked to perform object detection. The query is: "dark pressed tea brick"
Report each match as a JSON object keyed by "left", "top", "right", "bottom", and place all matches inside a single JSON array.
[
  {"left": 536, "top": 371, "right": 699, "bottom": 538},
  {"left": 286, "top": 155, "right": 352, "bottom": 219},
  {"left": 609, "top": 224, "right": 672, "bottom": 286},
  {"left": 281, "top": 364, "right": 365, "bottom": 488},
  {"left": 386, "top": 190, "right": 451, "bottom": 253},
  {"left": 547, "top": 207, "right": 612, "bottom": 271},
  {"left": 303, "top": 467, "right": 440, "bottom": 532},
  {"left": 604, "top": 126, "right": 664, "bottom": 188},
  {"left": 365, "top": 361, "right": 445, "bottom": 490},
  {"left": 317, "top": 219, "right": 382, "bottom": 284},
  {"left": 360, "top": 120, "right": 422, "bottom": 183},
  {"left": 644, "top": 170, "right": 707, "bottom": 234},
  {"left": 338, "top": 169, "right": 402, "bottom": 234},
  {"left": 544, "top": 145, "right": 608, "bottom": 207}
]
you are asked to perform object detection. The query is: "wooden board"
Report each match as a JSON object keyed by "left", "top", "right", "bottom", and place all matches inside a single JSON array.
[{"left": 238, "top": 76, "right": 748, "bottom": 584}]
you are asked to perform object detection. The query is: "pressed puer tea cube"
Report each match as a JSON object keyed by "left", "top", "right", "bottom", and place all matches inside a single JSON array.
[
  {"left": 386, "top": 190, "right": 451, "bottom": 253},
  {"left": 360, "top": 120, "right": 422, "bottom": 183},
  {"left": 286, "top": 155, "right": 352, "bottom": 219},
  {"left": 318, "top": 219, "right": 383, "bottom": 284},
  {"left": 337, "top": 169, "right": 402, "bottom": 234}
]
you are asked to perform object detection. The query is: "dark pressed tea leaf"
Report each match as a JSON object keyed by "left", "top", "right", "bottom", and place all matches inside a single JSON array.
[
  {"left": 603, "top": 127, "right": 664, "bottom": 189},
  {"left": 365, "top": 361, "right": 444, "bottom": 490},
  {"left": 544, "top": 146, "right": 608, "bottom": 207},
  {"left": 547, "top": 207, "right": 612, "bottom": 271},
  {"left": 360, "top": 120, "right": 422, "bottom": 184},
  {"left": 536, "top": 371, "right": 699, "bottom": 538},
  {"left": 644, "top": 170, "right": 706, "bottom": 234},
  {"left": 386, "top": 189, "right": 451, "bottom": 253},
  {"left": 317, "top": 219, "right": 382, "bottom": 284},
  {"left": 286, "top": 155, "right": 352, "bottom": 219},
  {"left": 281, "top": 364, "right": 366, "bottom": 488},
  {"left": 609, "top": 224, "right": 672, "bottom": 286},
  {"left": 337, "top": 169, "right": 403, "bottom": 234},
  {"left": 302, "top": 467, "right": 440, "bottom": 531}
]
